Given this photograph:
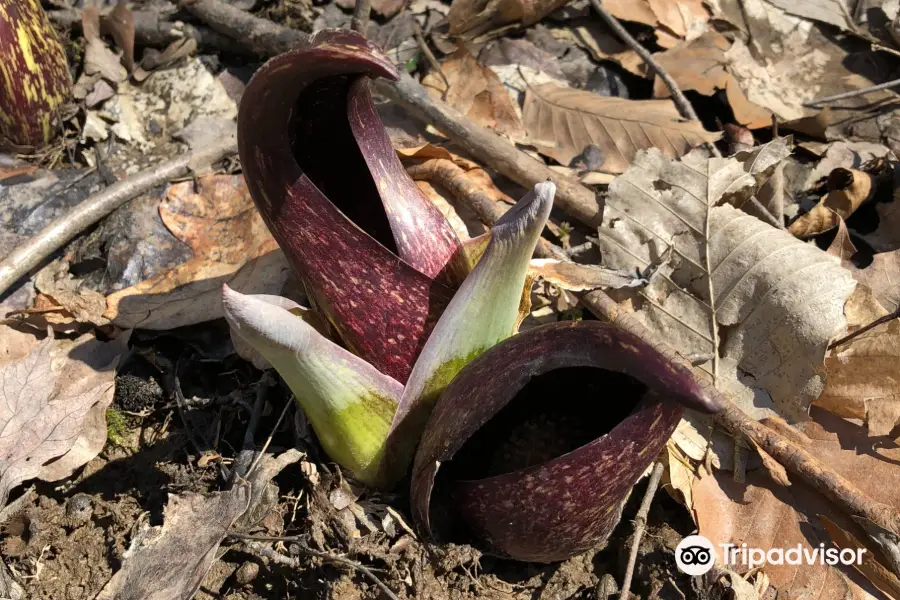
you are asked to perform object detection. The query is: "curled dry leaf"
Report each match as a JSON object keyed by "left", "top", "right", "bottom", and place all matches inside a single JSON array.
[
  {"left": 104, "top": 174, "right": 290, "bottom": 330},
  {"left": 529, "top": 259, "right": 647, "bottom": 291},
  {"left": 789, "top": 169, "right": 874, "bottom": 239},
  {"left": 422, "top": 48, "right": 525, "bottom": 140},
  {"left": 597, "top": 139, "right": 856, "bottom": 424},
  {"left": 96, "top": 481, "right": 251, "bottom": 600},
  {"left": 522, "top": 83, "right": 721, "bottom": 173},
  {"left": 648, "top": 32, "right": 772, "bottom": 129},
  {"left": 693, "top": 412, "right": 900, "bottom": 600},
  {"left": 0, "top": 330, "right": 124, "bottom": 507}
]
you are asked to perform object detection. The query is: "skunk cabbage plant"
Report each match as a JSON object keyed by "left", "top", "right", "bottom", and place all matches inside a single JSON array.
[
  {"left": 0, "top": 0, "right": 72, "bottom": 148},
  {"left": 228, "top": 28, "right": 720, "bottom": 562}
]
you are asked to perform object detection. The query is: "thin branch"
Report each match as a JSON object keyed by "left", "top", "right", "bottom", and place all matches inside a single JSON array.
[
  {"left": 235, "top": 535, "right": 401, "bottom": 600},
  {"left": 0, "top": 138, "right": 236, "bottom": 298},
  {"left": 246, "top": 396, "right": 294, "bottom": 478},
  {"left": 620, "top": 462, "right": 664, "bottom": 600},
  {"left": 804, "top": 78, "right": 900, "bottom": 106},
  {"left": 829, "top": 306, "right": 900, "bottom": 349},
  {"left": 588, "top": 0, "right": 721, "bottom": 159},
  {"left": 412, "top": 22, "right": 450, "bottom": 94},
  {"left": 350, "top": 0, "right": 371, "bottom": 34}
]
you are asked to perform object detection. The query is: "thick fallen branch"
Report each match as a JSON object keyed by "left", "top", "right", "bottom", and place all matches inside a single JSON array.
[
  {"left": 181, "top": 0, "right": 603, "bottom": 228},
  {"left": 49, "top": 8, "right": 235, "bottom": 54},
  {"left": 0, "top": 138, "right": 237, "bottom": 299},
  {"left": 406, "top": 159, "right": 568, "bottom": 260}
]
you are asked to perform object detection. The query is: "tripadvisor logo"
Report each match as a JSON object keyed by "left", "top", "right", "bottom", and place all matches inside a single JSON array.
[{"left": 675, "top": 535, "right": 866, "bottom": 576}]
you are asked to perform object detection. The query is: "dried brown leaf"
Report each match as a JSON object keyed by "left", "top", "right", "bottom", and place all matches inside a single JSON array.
[
  {"left": 820, "top": 514, "right": 900, "bottom": 600},
  {"left": 694, "top": 413, "right": 900, "bottom": 600},
  {"left": 0, "top": 331, "right": 124, "bottom": 506},
  {"left": 96, "top": 482, "right": 251, "bottom": 600},
  {"left": 423, "top": 48, "right": 524, "bottom": 139},
  {"left": 827, "top": 219, "right": 900, "bottom": 314},
  {"left": 650, "top": 32, "right": 773, "bottom": 129},
  {"left": 522, "top": 83, "right": 720, "bottom": 173},
  {"left": 104, "top": 174, "right": 290, "bottom": 330},
  {"left": 789, "top": 169, "right": 874, "bottom": 238},
  {"left": 597, "top": 139, "right": 855, "bottom": 423},
  {"left": 529, "top": 259, "right": 646, "bottom": 291}
]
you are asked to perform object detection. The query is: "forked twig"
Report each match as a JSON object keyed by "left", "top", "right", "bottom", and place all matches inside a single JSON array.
[{"left": 234, "top": 533, "right": 401, "bottom": 600}]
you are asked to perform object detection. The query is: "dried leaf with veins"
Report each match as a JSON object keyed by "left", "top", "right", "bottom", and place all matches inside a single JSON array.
[
  {"left": 694, "top": 411, "right": 900, "bottom": 600},
  {"left": 522, "top": 83, "right": 721, "bottom": 173},
  {"left": 648, "top": 32, "right": 772, "bottom": 128},
  {"left": 96, "top": 481, "right": 251, "bottom": 600},
  {"left": 596, "top": 139, "right": 855, "bottom": 426},
  {"left": 422, "top": 48, "right": 524, "bottom": 140},
  {"left": 104, "top": 174, "right": 290, "bottom": 330},
  {"left": 0, "top": 331, "right": 124, "bottom": 507}
]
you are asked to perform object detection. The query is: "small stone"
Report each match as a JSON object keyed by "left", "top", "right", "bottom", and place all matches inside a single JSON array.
[
  {"left": 64, "top": 493, "right": 94, "bottom": 528},
  {"left": 235, "top": 561, "right": 259, "bottom": 585}
]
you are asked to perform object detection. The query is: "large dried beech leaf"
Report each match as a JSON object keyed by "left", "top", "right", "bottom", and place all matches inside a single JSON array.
[
  {"left": 597, "top": 140, "right": 856, "bottom": 423},
  {"left": 815, "top": 320, "right": 900, "bottom": 436},
  {"left": 693, "top": 412, "right": 900, "bottom": 600},
  {"left": 96, "top": 482, "right": 251, "bottom": 600},
  {"left": 422, "top": 48, "right": 524, "bottom": 140},
  {"left": 104, "top": 174, "right": 290, "bottom": 330},
  {"left": 522, "top": 83, "right": 721, "bottom": 173},
  {"left": 0, "top": 331, "right": 124, "bottom": 506}
]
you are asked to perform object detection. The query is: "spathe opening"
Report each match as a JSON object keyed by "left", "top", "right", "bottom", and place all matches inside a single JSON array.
[
  {"left": 440, "top": 366, "right": 647, "bottom": 482},
  {"left": 289, "top": 75, "right": 399, "bottom": 254}
]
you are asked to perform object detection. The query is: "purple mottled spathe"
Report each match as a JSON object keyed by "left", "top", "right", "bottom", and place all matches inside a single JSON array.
[
  {"left": 237, "top": 29, "right": 463, "bottom": 384},
  {"left": 411, "top": 321, "right": 716, "bottom": 563}
]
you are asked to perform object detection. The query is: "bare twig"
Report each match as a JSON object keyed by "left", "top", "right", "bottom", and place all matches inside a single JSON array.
[
  {"left": 804, "top": 78, "right": 900, "bottom": 106},
  {"left": 237, "top": 535, "right": 401, "bottom": 600},
  {"left": 246, "top": 396, "right": 294, "bottom": 478},
  {"left": 0, "top": 138, "right": 236, "bottom": 298},
  {"left": 588, "top": 0, "right": 721, "bottom": 159},
  {"left": 412, "top": 22, "right": 449, "bottom": 93},
  {"left": 621, "top": 462, "right": 664, "bottom": 600},
  {"left": 829, "top": 306, "right": 900, "bottom": 349},
  {"left": 350, "top": 0, "right": 371, "bottom": 34}
]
